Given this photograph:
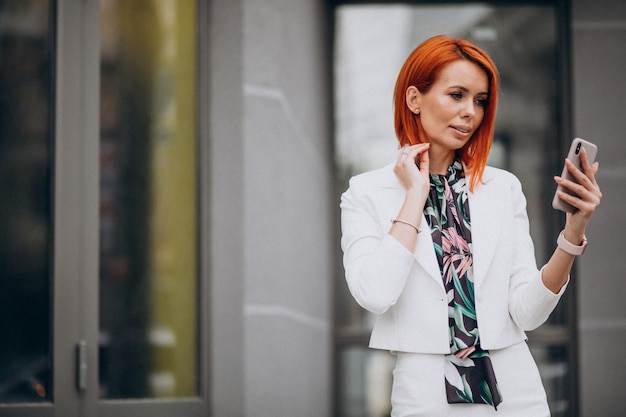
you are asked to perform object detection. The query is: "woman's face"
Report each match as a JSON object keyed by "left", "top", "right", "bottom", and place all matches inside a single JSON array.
[{"left": 410, "top": 60, "right": 489, "bottom": 157}]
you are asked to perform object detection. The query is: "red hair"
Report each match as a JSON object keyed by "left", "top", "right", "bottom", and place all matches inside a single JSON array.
[{"left": 393, "top": 35, "right": 499, "bottom": 191}]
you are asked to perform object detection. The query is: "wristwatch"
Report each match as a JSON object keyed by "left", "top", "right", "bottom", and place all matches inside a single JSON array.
[{"left": 557, "top": 230, "right": 588, "bottom": 256}]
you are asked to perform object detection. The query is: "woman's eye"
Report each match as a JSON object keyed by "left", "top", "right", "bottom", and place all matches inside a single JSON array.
[
  {"left": 475, "top": 98, "right": 488, "bottom": 107},
  {"left": 450, "top": 92, "right": 462, "bottom": 100}
]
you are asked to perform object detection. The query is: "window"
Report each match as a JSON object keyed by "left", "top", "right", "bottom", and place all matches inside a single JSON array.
[{"left": 333, "top": 3, "right": 574, "bottom": 416}]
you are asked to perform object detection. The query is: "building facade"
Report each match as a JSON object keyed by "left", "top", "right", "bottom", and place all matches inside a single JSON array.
[{"left": 0, "top": 0, "right": 623, "bottom": 416}]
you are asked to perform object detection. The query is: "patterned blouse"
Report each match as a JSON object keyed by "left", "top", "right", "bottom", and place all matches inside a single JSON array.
[{"left": 423, "top": 158, "right": 502, "bottom": 409}]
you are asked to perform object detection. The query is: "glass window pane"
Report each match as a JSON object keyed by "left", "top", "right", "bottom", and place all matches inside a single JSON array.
[
  {"left": 532, "top": 345, "right": 571, "bottom": 417},
  {"left": 0, "top": 0, "right": 54, "bottom": 403},
  {"left": 99, "top": 0, "right": 198, "bottom": 399},
  {"left": 339, "top": 347, "right": 395, "bottom": 417}
]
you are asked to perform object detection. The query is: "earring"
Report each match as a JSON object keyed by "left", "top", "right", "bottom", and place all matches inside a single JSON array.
[{"left": 414, "top": 108, "right": 420, "bottom": 115}]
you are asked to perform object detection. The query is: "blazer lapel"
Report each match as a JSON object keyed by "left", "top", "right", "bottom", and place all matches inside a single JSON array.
[
  {"left": 413, "top": 217, "right": 443, "bottom": 287},
  {"left": 468, "top": 169, "right": 504, "bottom": 289}
]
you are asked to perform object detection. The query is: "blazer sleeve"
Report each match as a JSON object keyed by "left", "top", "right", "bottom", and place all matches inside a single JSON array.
[
  {"left": 340, "top": 175, "right": 415, "bottom": 315},
  {"left": 507, "top": 175, "right": 567, "bottom": 331}
]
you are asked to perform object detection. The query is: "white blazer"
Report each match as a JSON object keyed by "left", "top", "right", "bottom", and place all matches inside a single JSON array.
[{"left": 340, "top": 163, "right": 567, "bottom": 354}]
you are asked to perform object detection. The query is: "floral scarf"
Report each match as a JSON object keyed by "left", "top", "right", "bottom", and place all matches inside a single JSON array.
[{"left": 424, "top": 158, "right": 502, "bottom": 410}]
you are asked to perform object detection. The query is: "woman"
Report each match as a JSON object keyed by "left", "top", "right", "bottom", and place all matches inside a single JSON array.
[{"left": 340, "top": 35, "right": 601, "bottom": 416}]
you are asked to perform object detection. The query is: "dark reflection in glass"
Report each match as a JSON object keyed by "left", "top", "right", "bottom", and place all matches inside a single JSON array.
[{"left": 0, "top": 0, "right": 54, "bottom": 403}]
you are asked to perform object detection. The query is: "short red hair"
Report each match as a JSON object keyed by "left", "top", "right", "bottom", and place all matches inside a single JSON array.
[{"left": 393, "top": 35, "right": 499, "bottom": 191}]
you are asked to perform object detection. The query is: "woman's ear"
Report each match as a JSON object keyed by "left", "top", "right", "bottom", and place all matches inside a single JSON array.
[{"left": 405, "top": 86, "right": 421, "bottom": 115}]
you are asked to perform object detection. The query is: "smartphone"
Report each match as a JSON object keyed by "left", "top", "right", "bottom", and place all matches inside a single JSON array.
[{"left": 552, "top": 138, "right": 598, "bottom": 213}]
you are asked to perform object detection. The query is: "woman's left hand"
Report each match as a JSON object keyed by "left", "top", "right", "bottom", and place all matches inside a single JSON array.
[{"left": 554, "top": 147, "right": 602, "bottom": 242}]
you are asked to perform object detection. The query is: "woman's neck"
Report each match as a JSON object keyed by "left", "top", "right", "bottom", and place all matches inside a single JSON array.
[{"left": 428, "top": 148, "right": 456, "bottom": 175}]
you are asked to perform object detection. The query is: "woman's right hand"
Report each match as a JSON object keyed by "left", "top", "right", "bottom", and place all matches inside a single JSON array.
[
  {"left": 389, "top": 143, "right": 431, "bottom": 252},
  {"left": 393, "top": 143, "right": 431, "bottom": 199}
]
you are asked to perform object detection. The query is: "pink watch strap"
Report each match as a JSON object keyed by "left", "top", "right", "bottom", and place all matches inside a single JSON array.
[{"left": 557, "top": 230, "right": 588, "bottom": 255}]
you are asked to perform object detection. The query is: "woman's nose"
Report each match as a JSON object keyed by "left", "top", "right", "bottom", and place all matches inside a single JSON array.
[{"left": 461, "top": 100, "right": 476, "bottom": 118}]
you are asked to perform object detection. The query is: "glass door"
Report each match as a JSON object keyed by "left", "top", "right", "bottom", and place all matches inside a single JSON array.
[{"left": 0, "top": 1, "right": 207, "bottom": 416}]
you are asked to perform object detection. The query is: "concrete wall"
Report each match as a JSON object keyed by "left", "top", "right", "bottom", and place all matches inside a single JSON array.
[
  {"left": 241, "top": 0, "right": 333, "bottom": 416},
  {"left": 209, "top": 0, "right": 333, "bottom": 416},
  {"left": 572, "top": 0, "right": 626, "bottom": 415}
]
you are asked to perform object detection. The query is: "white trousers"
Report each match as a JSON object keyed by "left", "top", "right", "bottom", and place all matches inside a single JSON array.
[{"left": 391, "top": 341, "right": 551, "bottom": 417}]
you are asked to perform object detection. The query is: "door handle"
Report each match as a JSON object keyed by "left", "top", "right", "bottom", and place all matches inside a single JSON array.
[{"left": 76, "top": 340, "right": 88, "bottom": 391}]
